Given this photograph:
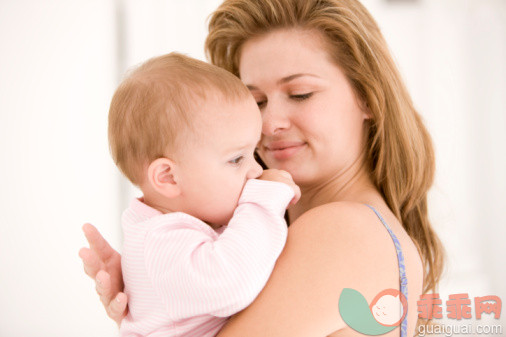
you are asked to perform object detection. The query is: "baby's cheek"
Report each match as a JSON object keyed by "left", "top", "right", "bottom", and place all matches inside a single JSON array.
[{"left": 218, "top": 179, "right": 243, "bottom": 210}]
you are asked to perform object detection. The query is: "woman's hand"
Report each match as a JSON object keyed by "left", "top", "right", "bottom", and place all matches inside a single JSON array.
[{"left": 79, "top": 223, "right": 128, "bottom": 326}]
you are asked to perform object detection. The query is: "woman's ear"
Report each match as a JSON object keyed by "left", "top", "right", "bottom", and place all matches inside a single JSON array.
[
  {"left": 146, "top": 158, "right": 181, "bottom": 198},
  {"left": 360, "top": 100, "right": 372, "bottom": 120}
]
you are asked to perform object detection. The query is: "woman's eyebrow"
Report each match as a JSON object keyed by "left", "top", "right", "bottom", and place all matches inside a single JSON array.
[
  {"left": 245, "top": 73, "right": 321, "bottom": 90},
  {"left": 277, "top": 73, "right": 320, "bottom": 85}
]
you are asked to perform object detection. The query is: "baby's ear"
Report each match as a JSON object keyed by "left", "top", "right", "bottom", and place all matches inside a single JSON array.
[{"left": 146, "top": 158, "right": 181, "bottom": 198}]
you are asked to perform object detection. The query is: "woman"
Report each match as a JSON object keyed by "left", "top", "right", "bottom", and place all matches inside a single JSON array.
[{"left": 80, "top": 0, "right": 444, "bottom": 335}]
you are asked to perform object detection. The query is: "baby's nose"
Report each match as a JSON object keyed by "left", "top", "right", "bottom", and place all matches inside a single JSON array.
[{"left": 248, "top": 162, "right": 263, "bottom": 179}]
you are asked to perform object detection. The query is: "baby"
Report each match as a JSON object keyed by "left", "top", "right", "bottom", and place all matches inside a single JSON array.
[{"left": 108, "top": 53, "right": 300, "bottom": 336}]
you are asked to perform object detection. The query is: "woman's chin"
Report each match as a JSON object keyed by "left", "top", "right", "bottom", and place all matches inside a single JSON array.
[
  {"left": 260, "top": 154, "right": 318, "bottom": 185},
  {"left": 272, "top": 164, "right": 315, "bottom": 186}
]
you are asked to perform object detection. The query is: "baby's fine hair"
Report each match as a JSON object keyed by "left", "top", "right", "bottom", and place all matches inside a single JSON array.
[{"left": 108, "top": 52, "right": 251, "bottom": 185}]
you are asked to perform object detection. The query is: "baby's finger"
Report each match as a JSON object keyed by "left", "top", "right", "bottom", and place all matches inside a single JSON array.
[
  {"left": 289, "top": 184, "right": 301, "bottom": 206},
  {"left": 79, "top": 247, "right": 102, "bottom": 279},
  {"left": 278, "top": 170, "right": 292, "bottom": 179}
]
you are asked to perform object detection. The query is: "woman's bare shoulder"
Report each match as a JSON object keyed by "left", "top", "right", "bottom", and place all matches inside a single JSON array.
[
  {"left": 290, "top": 201, "right": 420, "bottom": 289},
  {"left": 288, "top": 200, "right": 399, "bottom": 275},
  {"left": 289, "top": 201, "right": 384, "bottom": 246},
  {"left": 291, "top": 201, "right": 374, "bottom": 230},
  {"left": 218, "top": 201, "right": 404, "bottom": 336},
  {"left": 289, "top": 201, "right": 423, "bottom": 337}
]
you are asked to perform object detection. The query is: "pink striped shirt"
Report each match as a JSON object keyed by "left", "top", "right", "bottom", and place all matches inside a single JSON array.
[{"left": 119, "top": 179, "right": 293, "bottom": 336}]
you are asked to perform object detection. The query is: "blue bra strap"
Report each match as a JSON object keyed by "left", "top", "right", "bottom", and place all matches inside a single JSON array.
[{"left": 365, "top": 204, "right": 408, "bottom": 337}]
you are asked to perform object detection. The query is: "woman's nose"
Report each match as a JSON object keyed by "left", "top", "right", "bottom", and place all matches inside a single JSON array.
[{"left": 261, "top": 100, "right": 290, "bottom": 136}]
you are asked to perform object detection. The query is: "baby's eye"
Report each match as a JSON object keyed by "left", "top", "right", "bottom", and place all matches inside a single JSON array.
[
  {"left": 289, "top": 92, "right": 313, "bottom": 101},
  {"left": 228, "top": 156, "right": 244, "bottom": 165}
]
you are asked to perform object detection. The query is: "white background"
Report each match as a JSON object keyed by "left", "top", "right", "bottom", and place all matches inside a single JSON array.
[{"left": 0, "top": 0, "right": 504, "bottom": 336}]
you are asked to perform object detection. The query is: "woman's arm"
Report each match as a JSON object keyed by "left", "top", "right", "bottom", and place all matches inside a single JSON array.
[{"left": 79, "top": 223, "right": 127, "bottom": 325}]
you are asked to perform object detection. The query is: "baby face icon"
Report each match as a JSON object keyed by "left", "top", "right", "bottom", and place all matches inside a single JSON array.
[{"left": 370, "top": 289, "right": 408, "bottom": 327}]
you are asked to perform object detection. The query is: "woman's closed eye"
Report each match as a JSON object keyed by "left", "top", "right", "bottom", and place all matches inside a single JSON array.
[
  {"left": 256, "top": 99, "right": 267, "bottom": 109},
  {"left": 256, "top": 93, "right": 313, "bottom": 108},
  {"left": 289, "top": 92, "right": 313, "bottom": 101},
  {"left": 228, "top": 155, "right": 244, "bottom": 166}
]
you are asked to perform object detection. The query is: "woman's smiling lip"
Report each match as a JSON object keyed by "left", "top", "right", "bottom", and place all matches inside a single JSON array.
[{"left": 263, "top": 141, "right": 307, "bottom": 160}]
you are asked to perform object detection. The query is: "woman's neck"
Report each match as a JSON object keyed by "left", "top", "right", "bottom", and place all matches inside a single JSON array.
[{"left": 288, "top": 155, "right": 380, "bottom": 222}]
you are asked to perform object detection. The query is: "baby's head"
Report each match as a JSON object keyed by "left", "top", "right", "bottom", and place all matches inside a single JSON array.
[{"left": 109, "top": 52, "right": 263, "bottom": 226}]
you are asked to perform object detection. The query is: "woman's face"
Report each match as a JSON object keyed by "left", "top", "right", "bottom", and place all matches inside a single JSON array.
[{"left": 239, "top": 28, "right": 369, "bottom": 187}]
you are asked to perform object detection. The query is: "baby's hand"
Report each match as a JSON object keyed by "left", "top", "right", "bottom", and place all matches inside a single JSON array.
[{"left": 258, "top": 169, "right": 301, "bottom": 206}]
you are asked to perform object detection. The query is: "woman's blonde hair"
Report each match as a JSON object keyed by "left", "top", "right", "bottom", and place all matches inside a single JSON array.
[{"left": 206, "top": 0, "right": 444, "bottom": 300}]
